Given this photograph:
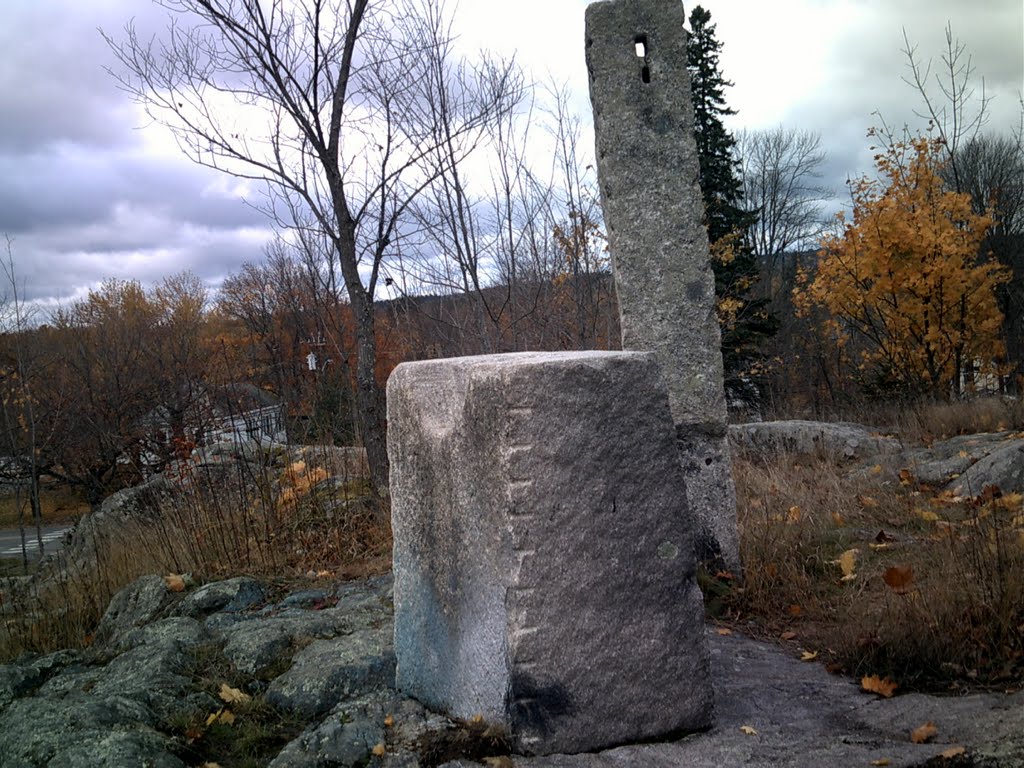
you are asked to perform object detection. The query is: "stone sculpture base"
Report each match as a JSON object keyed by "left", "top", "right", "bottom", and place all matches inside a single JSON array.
[{"left": 387, "top": 351, "right": 712, "bottom": 756}]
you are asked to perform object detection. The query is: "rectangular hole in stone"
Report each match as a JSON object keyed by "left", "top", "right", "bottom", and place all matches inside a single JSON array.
[
  {"left": 634, "top": 35, "right": 647, "bottom": 57},
  {"left": 641, "top": 66, "right": 651, "bottom": 83}
]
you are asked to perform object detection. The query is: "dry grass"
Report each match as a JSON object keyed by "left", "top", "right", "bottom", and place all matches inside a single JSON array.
[
  {"left": 0, "top": 448, "right": 391, "bottom": 660},
  {"left": 717, "top": 448, "right": 1024, "bottom": 692},
  {"left": 0, "top": 485, "right": 89, "bottom": 528}
]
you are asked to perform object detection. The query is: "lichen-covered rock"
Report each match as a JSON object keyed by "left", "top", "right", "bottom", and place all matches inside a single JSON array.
[
  {"left": 0, "top": 693, "right": 181, "bottom": 767},
  {"left": 266, "top": 628, "right": 395, "bottom": 718},
  {"left": 176, "top": 576, "right": 267, "bottom": 618},
  {"left": 92, "top": 574, "right": 176, "bottom": 651},
  {"left": 730, "top": 421, "right": 902, "bottom": 460}
]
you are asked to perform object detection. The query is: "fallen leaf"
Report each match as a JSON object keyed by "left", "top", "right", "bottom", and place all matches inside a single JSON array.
[
  {"left": 801, "top": 650, "right": 819, "bottom": 662},
  {"left": 716, "top": 627, "right": 733, "bottom": 636},
  {"left": 869, "top": 542, "right": 892, "bottom": 550},
  {"left": 219, "top": 709, "right": 235, "bottom": 726},
  {"left": 831, "top": 511, "right": 846, "bottom": 526},
  {"left": 958, "top": 450, "right": 969, "bottom": 458},
  {"left": 870, "top": 760, "right": 891, "bottom": 767},
  {"left": 858, "top": 494, "right": 880, "bottom": 508},
  {"left": 780, "top": 631, "right": 797, "bottom": 641},
  {"left": 882, "top": 565, "right": 915, "bottom": 593},
  {"left": 911, "top": 721, "right": 938, "bottom": 744},
  {"left": 917, "top": 508, "right": 940, "bottom": 522},
  {"left": 185, "top": 726, "right": 204, "bottom": 741},
  {"left": 372, "top": 742, "right": 387, "bottom": 757},
  {"left": 899, "top": 468, "right": 914, "bottom": 486},
  {"left": 787, "top": 505, "right": 802, "bottom": 523},
  {"left": 836, "top": 548, "right": 858, "bottom": 577},
  {"left": 164, "top": 574, "right": 186, "bottom": 592},
  {"left": 716, "top": 570, "right": 735, "bottom": 581},
  {"left": 861, "top": 674, "right": 898, "bottom": 698},
  {"left": 201, "top": 763, "right": 223, "bottom": 768},
  {"left": 939, "top": 746, "right": 966, "bottom": 759},
  {"left": 870, "top": 464, "right": 883, "bottom": 475},
  {"left": 219, "top": 683, "right": 251, "bottom": 705},
  {"left": 205, "top": 710, "right": 220, "bottom": 727},
  {"left": 739, "top": 725, "right": 758, "bottom": 735},
  {"left": 469, "top": 714, "right": 486, "bottom": 725},
  {"left": 788, "top": 604, "right": 802, "bottom": 616},
  {"left": 483, "top": 758, "right": 515, "bottom": 768},
  {"left": 384, "top": 714, "right": 394, "bottom": 728}
]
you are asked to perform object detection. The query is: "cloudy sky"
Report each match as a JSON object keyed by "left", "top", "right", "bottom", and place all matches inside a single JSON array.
[{"left": 2, "top": 0, "right": 1021, "bottom": 312}]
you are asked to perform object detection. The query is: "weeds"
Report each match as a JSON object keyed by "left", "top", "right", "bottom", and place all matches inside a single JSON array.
[
  {"left": 720, "top": 443, "right": 1024, "bottom": 692},
  {"left": 0, "top": 438, "right": 390, "bottom": 661}
]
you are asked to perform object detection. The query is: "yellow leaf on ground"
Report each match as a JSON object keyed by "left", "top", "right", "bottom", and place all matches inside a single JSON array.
[
  {"left": 164, "top": 574, "right": 186, "bottom": 592},
  {"left": 219, "top": 683, "right": 251, "bottom": 705},
  {"left": 870, "top": 759, "right": 891, "bottom": 767},
  {"left": 940, "top": 746, "right": 966, "bottom": 759},
  {"left": 882, "top": 565, "right": 915, "bottom": 593},
  {"left": 716, "top": 627, "right": 733, "bottom": 636},
  {"left": 870, "top": 464, "right": 883, "bottom": 475},
  {"left": 739, "top": 725, "right": 758, "bottom": 735},
  {"left": 858, "top": 494, "right": 880, "bottom": 507},
  {"left": 836, "top": 548, "right": 858, "bottom": 577},
  {"left": 384, "top": 714, "right": 394, "bottom": 728},
  {"left": 832, "top": 512, "right": 846, "bottom": 526},
  {"left": 861, "top": 674, "right": 898, "bottom": 698},
  {"left": 787, "top": 505, "right": 802, "bottom": 523},
  {"left": 483, "top": 758, "right": 515, "bottom": 768},
  {"left": 201, "top": 763, "right": 223, "bottom": 768},
  {"left": 372, "top": 743, "right": 387, "bottom": 757},
  {"left": 916, "top": 508, "right": 940, "bottom": 522},
  {"left": 911, "top": 721, "right": 938, "bottom": 744},
  {"left": 219, "top": 710, "right": 235, "bottom": 726},
  {"left": 899, "top": 468, "right": 914, "bottom": 486},
  {"left": 801, "top": 650, "right": 819, "bottom": 662}
]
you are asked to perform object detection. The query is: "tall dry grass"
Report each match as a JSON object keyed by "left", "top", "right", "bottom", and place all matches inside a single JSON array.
[
  {"left": 0, "top": 441, "right": 390, "bottom": 660},
  {"left": 723, "top": 437, "right": 1024, "bottom": 691}
]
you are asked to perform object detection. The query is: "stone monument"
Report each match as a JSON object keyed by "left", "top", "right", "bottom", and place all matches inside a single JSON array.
[
  {"left": 388, "top": 351, "right": 712, "bottom": 755},
  {"left": 585, "top": 0, "right": 740, "bottom": 571}
]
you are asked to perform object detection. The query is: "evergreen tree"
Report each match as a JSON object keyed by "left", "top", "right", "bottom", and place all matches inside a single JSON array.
[{"left": 686, "top": 5, "right": 776, "bottom": 402}]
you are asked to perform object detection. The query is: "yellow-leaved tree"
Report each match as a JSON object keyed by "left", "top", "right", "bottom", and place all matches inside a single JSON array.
[{"left": 795, "top": 132, "right": 1009, "bottom": 398}]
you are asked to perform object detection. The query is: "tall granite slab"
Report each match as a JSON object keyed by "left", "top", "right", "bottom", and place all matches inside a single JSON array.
[
  {"left": 585, "top": 0, "right": 740, "bottom": 571},
  {"left": 387, "top": 351, "right": 712, "bottom": 756}
]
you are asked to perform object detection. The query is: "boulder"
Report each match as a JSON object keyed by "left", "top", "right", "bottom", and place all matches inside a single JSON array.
[
  {"left": 730, "top": 421, "right": 902, "bottom": 461},
  {"left": 388, "top": 351, "right": 712, "bottom": 755}
]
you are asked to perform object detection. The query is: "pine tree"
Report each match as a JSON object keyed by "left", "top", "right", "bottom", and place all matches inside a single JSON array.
[{"left": 686, "top": 5, "right": 775, "bottom": 401}]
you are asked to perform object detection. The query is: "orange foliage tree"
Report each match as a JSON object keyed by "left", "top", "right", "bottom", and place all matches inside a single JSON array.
[{"left": 795, "top": 132, "right": 1009, "bottom": 398}]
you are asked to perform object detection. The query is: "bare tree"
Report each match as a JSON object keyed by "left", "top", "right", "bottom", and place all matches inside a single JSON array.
[
  {"left": 902, "top": 25, "right": 1024, "bottom": 390},
  {"left": 104, "top": 0, "right": 519, "bottom": 494},
  {"left": 901, "top": 23, "right": 992, "bottom": 192},
  {"left": 735, "top": 127, "right": 830, "bottom": 304},
  {"left": 0, "top": 237, "right": 46, "bottom": 567}
]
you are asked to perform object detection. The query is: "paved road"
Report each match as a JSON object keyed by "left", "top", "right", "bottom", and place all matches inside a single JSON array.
[{"left": 0, "top": 524, "right": 73, "bottom": 559}]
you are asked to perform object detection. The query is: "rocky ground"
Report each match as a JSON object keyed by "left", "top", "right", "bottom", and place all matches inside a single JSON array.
[
  {"left": 2, "top": 424, "right": 1023, "bottom": 767},
  {"left": 1, "top": 570, "right": 1021, "bottom": 768}
]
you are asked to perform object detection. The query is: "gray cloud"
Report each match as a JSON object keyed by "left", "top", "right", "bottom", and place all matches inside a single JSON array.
[
  {"left": 1, "top": 0, "right": 273, "bottom": 310},
  {"left": 2, "top": 0, "right": 1021, "bottom": 312}
]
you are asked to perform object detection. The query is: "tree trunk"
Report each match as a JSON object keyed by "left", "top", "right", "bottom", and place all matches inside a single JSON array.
[{"left": 353, "top": 297, "right": 390, "bottom": 497}]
